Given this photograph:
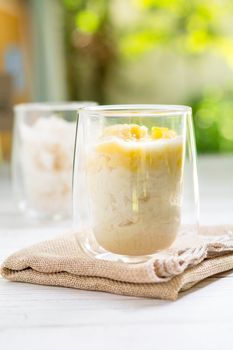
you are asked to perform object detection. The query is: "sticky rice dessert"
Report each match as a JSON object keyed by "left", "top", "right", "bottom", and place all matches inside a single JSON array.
[
  {"left": 87, "top": 124, "right": 184, "bottom": 256},
  {"left": 20, "top": 116, "right": 76, "bottom": 217}
]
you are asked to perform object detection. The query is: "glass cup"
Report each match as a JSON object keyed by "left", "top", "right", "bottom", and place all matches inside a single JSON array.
[
  {"left": 73, "top": 105, "right": 199, "bottom": 263},
  {"left": 12, "top": 101, "right": 96, "bottom": 220}
]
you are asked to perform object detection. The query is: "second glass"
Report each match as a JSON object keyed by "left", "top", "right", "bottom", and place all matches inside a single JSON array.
[
  {"left": 12, "top": 102, "right": 96, "bottom": 220},
  {"left": 73, "top": 105, "right": 199, "bottom": 262}
]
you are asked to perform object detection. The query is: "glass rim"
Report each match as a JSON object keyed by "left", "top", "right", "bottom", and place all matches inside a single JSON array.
[
  {"left": 14, "top": 101, "right": 97, "bottom": 112},
  {"left": 79, "top": 104, "right": 192, "bottom": 117}
]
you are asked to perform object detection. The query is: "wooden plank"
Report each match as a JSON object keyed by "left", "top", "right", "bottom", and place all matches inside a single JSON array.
[{"left": 1, "top": 324, "right": 233, "bottom": 350}]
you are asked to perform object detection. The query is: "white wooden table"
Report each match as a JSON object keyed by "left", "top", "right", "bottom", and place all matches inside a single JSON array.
[{"left": 1, "top": 156, "right": 233, "bottom": 350}]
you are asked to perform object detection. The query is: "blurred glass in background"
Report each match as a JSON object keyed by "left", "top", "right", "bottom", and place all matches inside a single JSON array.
[{"left": 1, "top": 0, "right": 233, "bottom": 161}]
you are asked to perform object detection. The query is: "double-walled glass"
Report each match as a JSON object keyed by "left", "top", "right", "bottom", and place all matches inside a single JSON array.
[
  {"left": 73, "top": 105, "right": 199, "bottom": 262},
  {"left": 12, "top": 102, "right": 96, "bottom": 220}
]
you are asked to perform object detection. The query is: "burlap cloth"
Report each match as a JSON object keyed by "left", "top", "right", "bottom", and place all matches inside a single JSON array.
[{"left": 1, "top": 226, "right": 233, "bottom": 300}]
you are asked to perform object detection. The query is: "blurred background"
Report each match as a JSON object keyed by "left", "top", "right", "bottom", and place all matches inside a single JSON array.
[{"left": 1, "top": 0, "right": 233, "bottom": 162}]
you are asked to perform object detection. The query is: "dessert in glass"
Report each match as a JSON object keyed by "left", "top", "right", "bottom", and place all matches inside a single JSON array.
[
  {"left": 73, "top": 105, "right": 199, "bottom": 262},
  {"left": 12, "top": 102, "right": 96, "bottom": 220}
]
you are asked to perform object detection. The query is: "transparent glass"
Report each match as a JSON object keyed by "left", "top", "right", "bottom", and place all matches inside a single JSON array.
[
  {"left": 12, "top": 101, "right": 96, "bottom": 220},
  {"left": 73, "top": 105, "right": 199, "bottom": 263}
]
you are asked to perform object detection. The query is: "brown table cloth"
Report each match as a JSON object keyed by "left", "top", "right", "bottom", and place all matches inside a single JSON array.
[{"left": 1, "top": 226, "right": 233, "bottom": 300}]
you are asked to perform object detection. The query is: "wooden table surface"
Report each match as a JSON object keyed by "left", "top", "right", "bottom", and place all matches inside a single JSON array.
[{"left": 0, "top": 155, "right": 233, "bottom": 349}]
